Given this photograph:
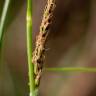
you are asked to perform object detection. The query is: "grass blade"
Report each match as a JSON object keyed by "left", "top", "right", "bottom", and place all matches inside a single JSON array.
[
  {"left": 0, "top": 0, "right": 10, "bottom": 45},
  {"left": 46, "top": 67, "right": 96, "bottom": 72}
]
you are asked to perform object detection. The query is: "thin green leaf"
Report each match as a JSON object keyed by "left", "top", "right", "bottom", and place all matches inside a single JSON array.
[
  {"left": 46, "top": 67, "right": 96, "bottom": 72},
  {"left": 0, "top": 0, "right": 10, "bottom": 46}
]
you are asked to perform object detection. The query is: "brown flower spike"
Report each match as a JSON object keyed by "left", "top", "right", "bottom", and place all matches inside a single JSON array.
[{"left": 32, "top": 0, "right": 56, "bottom": 87}]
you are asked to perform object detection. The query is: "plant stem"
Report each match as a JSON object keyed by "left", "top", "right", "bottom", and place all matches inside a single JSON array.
[
  {"left": 26, "top": 0, "right": 36, "bottom": 96},
  {"left": 46, "top": 67, "right": 96, "bottom": 72},
  {"left": 0, "top": 0, "right": 10, "bottom": 54}
]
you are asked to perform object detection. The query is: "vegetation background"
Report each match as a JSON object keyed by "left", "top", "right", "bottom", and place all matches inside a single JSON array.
[{"left": 0, "top": 0, "right": 96, "bottom": 96}]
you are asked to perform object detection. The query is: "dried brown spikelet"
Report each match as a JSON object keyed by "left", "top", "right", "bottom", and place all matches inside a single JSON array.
[{"left": 32, "top": 0, "right": 56, "bottom": 87}]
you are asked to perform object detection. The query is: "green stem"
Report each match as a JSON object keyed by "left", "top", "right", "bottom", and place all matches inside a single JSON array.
[
  {"left": 46, "top": 67, "right": 96, "bottom": 72},
  {"left": 26, "top": 0, "right": 36, "bottom": 96}
]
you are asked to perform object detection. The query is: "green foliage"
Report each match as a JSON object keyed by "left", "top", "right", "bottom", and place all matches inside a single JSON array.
[
  {"left": 46, "top": 67, "right": 96, "bottom": 72},
  {"left": 0, "top": 0, "right": 26, "bottom": 96},
  {"left": 0, "top": 0, "right": 10, "bottom": 49},
  {"left": 0, "top": 0, "right": 24, "bottom": 48}
]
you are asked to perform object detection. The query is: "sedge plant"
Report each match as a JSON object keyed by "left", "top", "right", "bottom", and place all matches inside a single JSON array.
[
  {"left": 0, "top": 0, "right": 96, "bottom": 96},
  {"left": 27, "top": 0, "right": 96, "bottom": 96}
]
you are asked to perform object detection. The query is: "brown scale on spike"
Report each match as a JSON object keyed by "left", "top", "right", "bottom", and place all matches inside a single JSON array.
[{"left": 32, "top": 0, "right": 56, "bottom": 87}]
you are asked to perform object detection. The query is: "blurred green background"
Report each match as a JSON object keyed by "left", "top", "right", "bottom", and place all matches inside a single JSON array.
[{"left": 0, "top": 0, "right": 28, "bottom": 96}]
